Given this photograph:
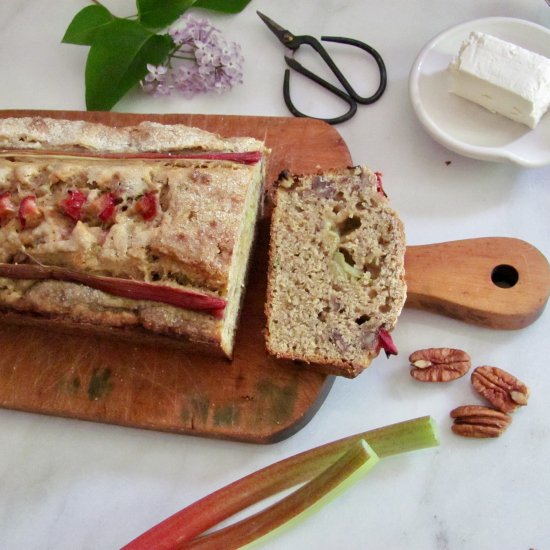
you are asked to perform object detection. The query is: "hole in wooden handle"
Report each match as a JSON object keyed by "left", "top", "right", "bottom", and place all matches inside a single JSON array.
[{"left": 491, "top": 264, "right": 519, "bottom": 289}]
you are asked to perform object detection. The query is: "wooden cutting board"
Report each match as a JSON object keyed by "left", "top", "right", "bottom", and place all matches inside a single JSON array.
[
  {"left": 0, "top": 110, "right": 549, "bottom": 444},
  {"left": 0, "top": 110, "right": 350, "bottom": 444}
]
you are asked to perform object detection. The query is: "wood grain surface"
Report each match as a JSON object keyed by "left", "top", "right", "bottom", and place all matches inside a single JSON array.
[
  {"left": 405, "top": 237, "right": 550, "bottom": 329},
  {"left": 0, "top": 110, "right": 548, "bottom": 443},
  {"left": 0, "top": 110, "right": 351, "bottom": 444}
]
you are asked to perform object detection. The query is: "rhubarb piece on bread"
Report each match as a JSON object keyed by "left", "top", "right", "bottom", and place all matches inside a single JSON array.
[
  {"left": 0, "top": 117, "right": 267, "bottom": 358},
  {"left": 265, "top": 166, "right": 406, "bottom": 378}
]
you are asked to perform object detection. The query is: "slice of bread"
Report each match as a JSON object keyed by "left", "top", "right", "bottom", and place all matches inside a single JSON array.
[{"left": 265, "top": 166, "right": 406, "bottom": 378}]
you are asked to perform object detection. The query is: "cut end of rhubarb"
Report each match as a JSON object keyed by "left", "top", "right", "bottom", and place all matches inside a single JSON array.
[
  {"left": 377, "top": 328, "right": 398, "bottom": 358},
  {"left": 364, "top": 416, "right": 439, "bottom": 458}
]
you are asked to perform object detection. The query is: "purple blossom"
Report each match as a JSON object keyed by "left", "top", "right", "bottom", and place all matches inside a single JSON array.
[
  {"left": 141, "top": 64, "right": 170, "bottom": 94},
  {"left": 145, "top": 64, "right": 168, "bottom": 81},
  {"left": 141, "top": 15, "right": 244, "bottom": 99}
]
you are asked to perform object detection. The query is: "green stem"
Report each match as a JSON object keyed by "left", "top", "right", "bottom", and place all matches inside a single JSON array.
[{"left": 171, "top": 55, "right": 196, "bottom": 61}]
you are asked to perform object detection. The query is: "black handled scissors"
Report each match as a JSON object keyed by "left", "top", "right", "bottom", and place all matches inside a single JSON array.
[{"left": 257, "top": 11, "right": 387, "bottom": 125}]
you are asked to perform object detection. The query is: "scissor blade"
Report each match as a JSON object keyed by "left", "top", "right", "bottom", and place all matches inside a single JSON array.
[{"left": 256, "top": 11, "right": 295, "bottom": 46}]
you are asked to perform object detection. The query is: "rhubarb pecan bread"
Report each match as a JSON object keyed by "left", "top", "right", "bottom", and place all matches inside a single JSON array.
[
  {"left": 265, "top": 166, "right": 406, "bottom": 378},
  {"left": 0, "top": 117, "right": 267, "bottom": 358}
]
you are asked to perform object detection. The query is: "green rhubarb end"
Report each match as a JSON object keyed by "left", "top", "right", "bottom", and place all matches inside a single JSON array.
[{"left": 362, "top": 415, "right": 439, "bottom": 457}]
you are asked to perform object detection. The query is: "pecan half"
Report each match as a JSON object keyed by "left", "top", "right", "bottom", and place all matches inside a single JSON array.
[
  {"left": 450, "top": 405, "right": 512, "bottom": 438},
  {"left": 409, "top": 348, "right": 471, "bottom": 382},
  {"left": 471, "top": 366, "right": 530, "bottom": 414}
]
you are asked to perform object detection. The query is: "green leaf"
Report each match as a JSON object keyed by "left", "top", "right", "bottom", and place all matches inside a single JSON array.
[
  {"left": 62, "top": 4, "right": 115, "bottom": 45},
  {"left": 85, "top": 19, "right": 173, "bottom": 111},
  {"left": 193, "top": 0, "right": 253, "bottom": 13},
  {"left": 137, "top": 0, "right": 196, "bottom": 30}
]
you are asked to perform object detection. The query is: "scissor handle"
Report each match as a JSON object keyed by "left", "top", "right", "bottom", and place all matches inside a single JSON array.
[
  {"left": 281, "top": 34, "right": 386, "bottom": 124},
  {"left": 283, "top": 58, "right": 357, "bottom": 125},
  {"left": 321, "top": 36, "right": 387, "bottom": 105}
]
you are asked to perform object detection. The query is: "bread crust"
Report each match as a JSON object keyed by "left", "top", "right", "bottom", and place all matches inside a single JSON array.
[
  {"left": 0, "top": 309, "right": 227, "bottom": 357},
  {"left": 0, "top": 116, "right": 263, "bottom": 154}
]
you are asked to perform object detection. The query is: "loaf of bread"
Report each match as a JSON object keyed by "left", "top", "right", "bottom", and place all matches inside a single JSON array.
[
  {"left": 0, "top": 117, "right": 267, "bottom": 358},
  {"left": 265, "top": 166, "right": 406, "bottom": 378}
]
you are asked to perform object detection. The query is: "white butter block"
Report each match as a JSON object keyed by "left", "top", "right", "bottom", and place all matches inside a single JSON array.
[{"left": 449, "top": 32, "right": 550, "bottom": 129}]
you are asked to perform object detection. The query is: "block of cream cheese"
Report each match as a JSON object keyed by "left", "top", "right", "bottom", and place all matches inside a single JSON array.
[{"left": 448, "top": 32, "right": 550, "bottom": 129}]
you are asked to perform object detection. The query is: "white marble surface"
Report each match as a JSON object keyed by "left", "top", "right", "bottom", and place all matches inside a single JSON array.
[{"left": 0, "top": 1, "right": 549, "bottom": 549}]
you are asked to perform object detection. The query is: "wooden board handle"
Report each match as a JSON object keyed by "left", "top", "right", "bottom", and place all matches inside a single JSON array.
[{"left": 404, "top": 237, "right": 550, "bottom": 329}]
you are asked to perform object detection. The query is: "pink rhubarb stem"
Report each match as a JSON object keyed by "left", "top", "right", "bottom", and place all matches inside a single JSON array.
[
  {"left": 121, "top": 416, "right": 437, "bottom": 550},
  {"left": 0, "top": 262, "right": 225, "bottom": 317},
  {"left": 0, "top": 149, "right": 263, "bottom": 165},
  {"left": 378, "top": 328, "right": 398, "bottom": 357}
]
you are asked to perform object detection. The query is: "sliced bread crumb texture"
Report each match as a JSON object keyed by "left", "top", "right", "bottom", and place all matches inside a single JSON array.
[{"left": 265, "top": 166, "right": 406, "bottom": 378}]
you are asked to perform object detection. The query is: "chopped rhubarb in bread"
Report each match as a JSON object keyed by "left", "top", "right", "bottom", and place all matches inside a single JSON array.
[
  {"left": 0, "top": 117, "right": 267, "bottom": 358},
  {"left": 265, "top": 166, "right": 406, "bottom": 378}
]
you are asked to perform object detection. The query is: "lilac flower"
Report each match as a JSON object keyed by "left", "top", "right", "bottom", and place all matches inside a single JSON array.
[
  {"left": 141, "top": 15, "right": 244, "bottom": 99},
  {"left": 141, "top": 64, "right": 170, "bottom": 94},
  {"left": 145, "top": 64, "right": 168, "bottom": 81}
]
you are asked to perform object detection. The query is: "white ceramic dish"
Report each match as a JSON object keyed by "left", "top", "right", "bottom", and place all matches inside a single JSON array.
[{"left": 409, "top": 17, "right": 550, "bottom": 167}]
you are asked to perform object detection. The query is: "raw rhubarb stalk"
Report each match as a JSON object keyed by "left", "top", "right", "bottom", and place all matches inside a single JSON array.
[
  {"left": 0, "top": 149, "right": 263, "bottom": 165},
  {"left": 187, "top": 441, "right": 379, "bottom": 550},
  {"left": 0, "top": 262, "right": 225, "bottom": 317},
  {"left": 121, "top": 416, "right": 437, "bottom": 550}
]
